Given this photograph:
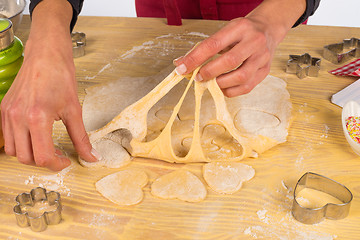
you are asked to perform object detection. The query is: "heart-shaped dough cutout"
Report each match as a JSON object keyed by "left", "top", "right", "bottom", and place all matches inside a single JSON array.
[
  {"left": 203, "top": 162, "right": 255, "bottom": 194},
  {"left": 151, "top": 169, "right": 207, "bottom": 202},
  {"left": 96, "top": 169, "right": 148, "bottom": 206}
]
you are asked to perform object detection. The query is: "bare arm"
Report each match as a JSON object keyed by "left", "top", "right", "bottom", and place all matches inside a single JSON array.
[
  {"left": 174, "top": 0, "right": 307, "bottom": 97},
  {"left": 1, "top": 0, "right": 99, "bottom": 171}
]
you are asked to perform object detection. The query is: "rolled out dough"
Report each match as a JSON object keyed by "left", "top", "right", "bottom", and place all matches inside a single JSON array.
[
  {"left": 95, "top": 169, "right": 148, "bottom": 206},
  {"left": 150, "top": 169, "right": 207, "bottom": 202},
  {"left": 81, "top": 65, "right": 291, "bottom": 167},
  {"left": 203, "top": 162, "right": 255, "bottom": 194}
]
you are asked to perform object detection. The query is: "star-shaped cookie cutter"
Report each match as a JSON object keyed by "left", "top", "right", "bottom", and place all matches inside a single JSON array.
[
  {"left": 292, "top": 172, "right": 353, "bottom": 225},
  {"left": 323, "top": 38, "right": 360, "bottom": 64},
  {"left": 13, "top": 187, "right": 62, "bottom": 232},
  {"left": 285, "top": 53, "right": 321, "bottom": 79}
]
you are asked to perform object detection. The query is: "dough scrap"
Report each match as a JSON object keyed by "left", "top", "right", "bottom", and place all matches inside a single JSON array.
[
  {"left": 79, "top": 129, "right": 132, "bottom": 168},
  {"left": 203, "top": 162, "right": 255, "bottom": 194},
  {"left": 95, "top": 169, "right": 148, "bottom": 206},
  {"left": 151, "top": 169, "right": 207, "bottom": 202},
  {"left": 82, "top": 65, "right": 291, "bottom": 167}
]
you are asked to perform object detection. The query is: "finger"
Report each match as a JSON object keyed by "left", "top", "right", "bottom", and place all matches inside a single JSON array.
[
  {"left": 222, "top": 66, "right": 270, "bottom": 98},
  {"left": 63, "top": 104, "right": 99, "bottom": 163},
  {"left": 216, "top": 50, "right": 271, "bottom": 90},
  {"left": 2, "top": 106, "right": 16, "bottom": 156},
  {"left": 12, "top": 124, "right": 35, "bottom": 166},
  {"left": 29, "top": 116, "right": 70, "bottom": 171},
  {"left": 197, "top": 41, "right": 256, "bottom": 82},
  {"left": 174, "top": 22, "right": 245, "bottom": 74}
]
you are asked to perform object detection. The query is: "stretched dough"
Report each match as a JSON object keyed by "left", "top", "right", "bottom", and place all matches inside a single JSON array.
[
  {"left": 95, "top": 169, "right": 148, "bottom": 206},
  {"left": 81, "top": 66, "right": 291, "bottom": 167},
  {"left": 151, "top": 169, "right": 207, "bottom": 202},
  {"left": 203, "top": 162, "right": 255, "bottom": 194}
]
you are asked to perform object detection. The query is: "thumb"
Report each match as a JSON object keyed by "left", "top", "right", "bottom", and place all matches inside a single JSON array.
[{"left": 63, "top": 106, "right": 100, "bottom": 163}]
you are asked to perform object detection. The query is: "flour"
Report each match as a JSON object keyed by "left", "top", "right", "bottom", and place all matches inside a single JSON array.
[
  {"left": 119, "top": 41, "right": 156, "bottom": 59},
  {"left": 118, "top": 32, "right": 209, "bottom": 61},
  {"left": 89, "top": 209, "right": 117, "bottom": 227},
  {"left": 23, "top": 165, "right": 74, "bottom": 197},
  {"left": 244, "top": 209, "right": 337, "bottom": 240},
  {"left": 85, "top": 63, "right": 112, "bottom": 80},
  {"left": 187, "top": 32, "right": 209, "bottom": 38},
  {"left": 256, "top": 209, "right": 270, "bottom": 224},
  {"left": 155, "top": 32, "right": 209, "bottom": 40},
  {"left": 241, "top": 179, "right": 338, "bottom": 239},
  {"left": 319, "top": 124, "right": 330, "bottom": 143}
]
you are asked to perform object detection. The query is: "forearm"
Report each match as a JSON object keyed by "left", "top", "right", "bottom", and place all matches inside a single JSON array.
[
  {"left": 246, "top": 0, "right": 307, "bottom": 45},
  {"left": 26, "top": 0, "right": 73, "bottom": 62}
]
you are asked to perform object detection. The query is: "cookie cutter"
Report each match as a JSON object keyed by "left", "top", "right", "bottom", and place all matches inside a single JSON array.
[
  {"left": 292, "top": 172, "right": 353, "bottom": 225},
  {"left": 13, "top": 187, "right": 62, "bottom": 232},
  {"left": 71, "top": 32, "right": 86, "bottom": 58},
  {"left": 285, "top": 53, "right": 321, "bottom": 79},
  {"left": 323, "top": 38, "right": 360, "bottom": 64}
]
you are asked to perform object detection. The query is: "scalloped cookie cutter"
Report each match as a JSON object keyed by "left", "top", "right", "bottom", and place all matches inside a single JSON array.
[
  {"left": 323, "top": 38, "right": 360, "bottom": 64},
  {"left": 285, "top": 53, "right": 321, "bottom": 79},
  {"left": 13, "top": 187, "right": 62, "bottom": 232},
  {"left": 292, "top": 172, "right": 353, "bottom": 225},
  {"left": 71, "top": 32, "right": 86, "bottom": 58}
]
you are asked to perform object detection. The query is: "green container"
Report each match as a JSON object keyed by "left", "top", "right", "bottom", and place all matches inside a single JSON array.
[{"left": 0, "top": 18, "right": 23, "bottom": 103}]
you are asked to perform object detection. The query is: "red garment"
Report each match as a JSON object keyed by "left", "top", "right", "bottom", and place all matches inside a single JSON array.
[{"left": 135, "top": 0, "right": 263, "bottom": 25}]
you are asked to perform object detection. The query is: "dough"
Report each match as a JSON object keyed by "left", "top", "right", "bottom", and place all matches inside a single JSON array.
[
  {"left": 150, "top": 169, "right": 207, "bottom": 202},
  {"left": 95, "top": 169, "right": 148, "bottom": 206},
  {"left": 79, "top": 129, "right": 132, "bottom": 168},
  {"left": 81, "top": 65, "right": 291, "bottom": 167},
  {"left": 203, "top": 162, "right": 255, "bottom": 194}
]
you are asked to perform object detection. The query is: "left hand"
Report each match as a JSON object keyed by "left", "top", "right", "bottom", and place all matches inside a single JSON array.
[{"left": 174, "top": 17, "right": 275, "bottom": 98}]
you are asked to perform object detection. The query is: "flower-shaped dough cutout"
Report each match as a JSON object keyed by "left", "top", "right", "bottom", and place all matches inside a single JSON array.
[
  {"left": 151, "top": 169, "right": 207, "bottom": 202},
  {"left": 203, "top": 162, "right": 255, "bottom": 194},
  {"left": 96, "top": 169, "right": 148, "bottom": 206}
]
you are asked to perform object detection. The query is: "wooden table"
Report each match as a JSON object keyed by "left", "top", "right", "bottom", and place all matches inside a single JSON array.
[{"left": 1, "top": 15, "right": 360, "bottom": 239}]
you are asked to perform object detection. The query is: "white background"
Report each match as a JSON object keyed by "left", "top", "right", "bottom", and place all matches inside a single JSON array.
[{"left": 24, "top": 0, "right": 360, "bottom": 27}]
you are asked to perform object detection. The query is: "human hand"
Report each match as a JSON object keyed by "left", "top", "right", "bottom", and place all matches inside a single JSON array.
[
  {"left": 174, "top": 17, "right": 276, "bottom": 98},
  {"left": 0, "top": 0, "right": 99, "bottom": 171},
  {"left": 174, "top": 0, "right": 306, "bottom": 97}
]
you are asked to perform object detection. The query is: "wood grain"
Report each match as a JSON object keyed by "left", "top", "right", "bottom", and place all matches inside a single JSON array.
[{"left": 0, "top": 15, "right": 360, "bottom": 239}]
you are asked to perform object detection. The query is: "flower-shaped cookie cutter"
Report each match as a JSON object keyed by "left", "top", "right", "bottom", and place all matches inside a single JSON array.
[
  {"left": 292, "top": 172, "right": 353, "bottom": 225},
  {"left": 13, "top": 187, "right": 62, "bottom": 232},
  {"left": 285, "top": 53, "right": 321, "bottom": 79},
  {"left": 323, "top": 38, "right": 360, "bottom": 64},
  {"left": 71, "top": 32, "right": 86, "bottom": 58}
]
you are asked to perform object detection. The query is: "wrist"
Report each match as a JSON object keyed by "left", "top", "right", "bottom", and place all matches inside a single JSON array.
[
  {"left": 246, "top": 0, "right": 306, "bottom": 45},
  {"left": 26, "top": 0, "right": 74, "bottom": 60}
]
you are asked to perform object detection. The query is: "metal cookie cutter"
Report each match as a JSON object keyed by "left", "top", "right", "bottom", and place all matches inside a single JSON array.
[
  {"left": 292, "top": 172, "right": 353, "bottom": 225},
  {"left": 13, "top": 187, "right": 62, "bottom": 232},
  {"left": 285, "top": 53, "right": 321, "bottom": 79},
  {"left": 323, "top": 38, "right": 360, "bottom": 64},
  {"left": 71, "top": 32, "right": 86, "bottom": 58}
]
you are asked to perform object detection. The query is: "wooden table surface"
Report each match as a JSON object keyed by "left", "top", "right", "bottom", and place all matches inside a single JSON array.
[{"left": 1, "top": 15, "right": 360, "bottom": 239}]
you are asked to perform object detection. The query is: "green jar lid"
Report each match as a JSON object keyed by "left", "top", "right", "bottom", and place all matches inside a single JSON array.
[{"left": 0, "top": 18, "right": 14, "bottom": 50}]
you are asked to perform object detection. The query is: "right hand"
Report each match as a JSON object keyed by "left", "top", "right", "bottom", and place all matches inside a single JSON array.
[{"left": 0, "top": 0, "right": 99, "bottom": 171}]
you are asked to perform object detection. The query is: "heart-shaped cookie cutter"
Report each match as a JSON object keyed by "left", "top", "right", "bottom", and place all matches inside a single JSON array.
[
  {"left": 291, "top": 172, "right": 353, "bottom": 224},
  {"left": 323, "top": 38, "right": 360, "bottom": 64},
  {"left": 13, "top": 187, "right": 62, "bottom": 232}
]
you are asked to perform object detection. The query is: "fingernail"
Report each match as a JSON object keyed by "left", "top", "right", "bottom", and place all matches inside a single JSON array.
[
  {"left": 91, "top": 148, "right": 102, "bottom": 161},
  {"left": 194, "top": 73, "right": 203, "bottom": 82},
  {"left": 175, "top": 63, "right": 187, "bottom": 75},
  {"left": 55, "top": 149, "right": 68, "bottom": 158},
  {"left": 173, "top": 56, "right": 183, "bottom": 65}
]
